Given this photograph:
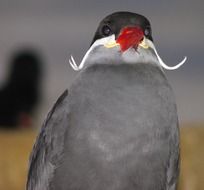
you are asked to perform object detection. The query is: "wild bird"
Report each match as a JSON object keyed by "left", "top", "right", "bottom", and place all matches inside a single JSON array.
[
  {"left": 27, "top": 12, "right": 187, "bottom": 190},
  {"left": 0, "top": 49, "right": 42, "bottom": 128}
]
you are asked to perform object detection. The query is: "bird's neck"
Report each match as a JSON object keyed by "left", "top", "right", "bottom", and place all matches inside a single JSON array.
[{"left": 83, "top": 45, "right": 161, "bottom": 69}]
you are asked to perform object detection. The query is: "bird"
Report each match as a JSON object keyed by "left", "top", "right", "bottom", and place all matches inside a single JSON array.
[
  {"left": 27, "top": 12, "right": 186, "bottom": 190},
  {"left": 0, "top": 49, "right": 42, "bottom": 128}
]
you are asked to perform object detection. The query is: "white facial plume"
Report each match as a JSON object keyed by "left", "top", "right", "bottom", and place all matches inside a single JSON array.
[{"left": 69, "top": 35, "right": 187, "bottom": 71}]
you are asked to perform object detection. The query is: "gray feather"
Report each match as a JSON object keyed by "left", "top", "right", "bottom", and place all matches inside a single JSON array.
[
  {"left": 26, "top": 63, "right": 179, "bottom": 190},
  {"left": 27, "top": 90, "right": 69, "bottom": 190},
  {"left": 27, "top": 57, "right": 179, "bottom": 190}
]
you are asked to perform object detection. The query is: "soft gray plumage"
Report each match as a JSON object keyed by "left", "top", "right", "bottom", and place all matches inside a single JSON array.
[{"left": 27, "top": 12, "right": 180, "bottom": 190}]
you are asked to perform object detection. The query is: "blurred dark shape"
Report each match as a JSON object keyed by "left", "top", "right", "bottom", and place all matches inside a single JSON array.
[{"left": 0, "top": 49, "right": 43, "bottom": 128}]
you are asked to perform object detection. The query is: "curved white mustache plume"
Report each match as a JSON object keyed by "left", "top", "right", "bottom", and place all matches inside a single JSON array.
[
  {"left": 145, "top": 38, "right": 187, "bottom": 70},
  {"left": 69, "top": 36, "right": 114, "bottom": 71},
  {"left": 69, "top": 35, "right": 187, "bottom": 71}
]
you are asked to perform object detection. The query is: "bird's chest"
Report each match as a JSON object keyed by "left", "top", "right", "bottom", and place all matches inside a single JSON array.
[{"left": 70, "top": 80, "right": 165, "bottom": 161}]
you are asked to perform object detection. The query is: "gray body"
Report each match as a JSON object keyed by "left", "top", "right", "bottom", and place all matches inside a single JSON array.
[{"left": 27, "top": 58, "right": 179, "bottom": 189}]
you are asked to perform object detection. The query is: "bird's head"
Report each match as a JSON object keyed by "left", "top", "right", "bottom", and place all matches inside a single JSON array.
[
  {"left": 69, "top": 12, "right": 186, "bottom": 71},
  {"left": 91, "top": 12, "right": 153, "bottom": 51}
]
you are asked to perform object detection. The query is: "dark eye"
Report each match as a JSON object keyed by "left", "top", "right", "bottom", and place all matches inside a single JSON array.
[
  {"left": 101, "top": 25, "right": 112, "bottom": 36},
  {"left": 144, "top": 27, "right": 151, "bottom": 36}
]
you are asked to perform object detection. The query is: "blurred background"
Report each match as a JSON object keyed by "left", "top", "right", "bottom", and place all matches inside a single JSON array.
[{"left": 0, "top": 0, "right": 203, "bottom": 189}]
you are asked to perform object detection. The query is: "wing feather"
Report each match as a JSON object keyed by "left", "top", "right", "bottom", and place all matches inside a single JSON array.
[{"left": 26, "top": 90, "right": 69, "bottom": 190}]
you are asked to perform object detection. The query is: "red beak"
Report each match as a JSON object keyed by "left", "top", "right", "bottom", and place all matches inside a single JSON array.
[{"left": 116, "top": 26, "right": 144, "bottom": 52}]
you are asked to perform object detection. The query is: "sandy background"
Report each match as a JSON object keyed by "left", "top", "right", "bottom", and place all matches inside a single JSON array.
[{"left": 0, "top": 125, "right": 203, "bottom": 190}]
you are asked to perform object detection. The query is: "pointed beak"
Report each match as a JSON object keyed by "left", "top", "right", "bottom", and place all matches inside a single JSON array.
[
  {"left": 103, "top": 27, "right": 149, "bottom": 51},
  {"left": 116, "top": 26, "right": 144, "bottom": 52}
]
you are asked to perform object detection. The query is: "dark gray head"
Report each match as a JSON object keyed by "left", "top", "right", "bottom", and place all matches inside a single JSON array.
[{"left": 91, "top": 12, "right": 153, "bottom": 45}]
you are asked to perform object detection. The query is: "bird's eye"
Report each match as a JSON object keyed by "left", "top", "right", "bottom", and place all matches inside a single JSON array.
[
  {"left": 101, "top": 25, "right": 112, "bottom": 36},
  {"left": 144, "top": 28, "right": 150, "bottom": 36}
]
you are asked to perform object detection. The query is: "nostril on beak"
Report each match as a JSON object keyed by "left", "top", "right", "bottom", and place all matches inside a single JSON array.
[{"left": 140, "top": 37, "right": 144, "bottom": 43}]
